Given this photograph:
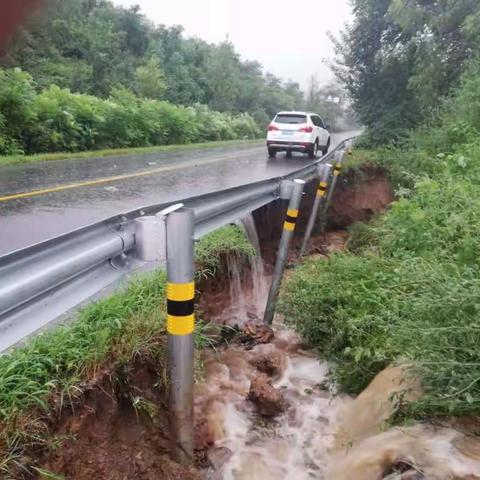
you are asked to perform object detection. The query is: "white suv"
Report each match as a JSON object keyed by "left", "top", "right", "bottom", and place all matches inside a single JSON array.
[{"left": 266, "top": 111, "right": 331, "bottom": 159}]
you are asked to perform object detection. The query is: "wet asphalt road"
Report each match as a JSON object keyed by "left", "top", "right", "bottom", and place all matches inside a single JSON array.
[{"left": 0, "top": 132, "right": 356, "bottom": 255}]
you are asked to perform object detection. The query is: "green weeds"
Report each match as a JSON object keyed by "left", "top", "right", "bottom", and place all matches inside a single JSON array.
[
  {"left": 280, "top": 63, "right": 480, "bottom": 420},
  {"left": 196, "top": 224, "right": 256, "bottom": 279}
]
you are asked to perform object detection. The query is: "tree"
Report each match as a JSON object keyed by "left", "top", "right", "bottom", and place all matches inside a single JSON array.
[
  {"left": 332, "top": 0, "right": 480, "bottom": 144},
  {"left": 205, "top": 41, "right": 239, "bottom": 112},
  {"left": 134, "top": 57, "right": 166, "bottom": 99}
]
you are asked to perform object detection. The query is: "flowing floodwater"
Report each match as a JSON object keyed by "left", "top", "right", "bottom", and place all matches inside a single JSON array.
[
  {"left": 197, "top": 326, "right": 349, "bottom": 479},
  {"left": 198, "top": 219, "right": 480, "bottom": 480},
  {"left": 209, "top": 214, "right": 270, "bottom": 327},
  {"left": 240, "top": 214, "right": 269, "bottom": 314}
]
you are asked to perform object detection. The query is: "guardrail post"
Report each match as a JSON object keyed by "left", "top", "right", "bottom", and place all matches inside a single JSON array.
[
  {"left": 263, "top": 179, "right": 305, "bottom": 325},
  {"left": 166, "top": 207, "right": 195, "bottom": 464},
  {"left": 346, "top": 139, "right": 354, "bottom": 157},
  {"left": 298, "top": 163, "right": 333, "bottom": 258},
  {"left": 319, "top": 150, "right": 345, "bottom": 227}
]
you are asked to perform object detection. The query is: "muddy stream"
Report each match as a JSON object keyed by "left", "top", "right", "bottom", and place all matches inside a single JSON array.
[{"left": 194, "top": 214, "right": 480, "bottom": 480}]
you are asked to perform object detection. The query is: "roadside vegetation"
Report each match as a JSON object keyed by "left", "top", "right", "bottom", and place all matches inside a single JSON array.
[
  {"left": 196, "top": 224, "right": 256, "bottom": 279},
  {"left": 281, "top": 1, "right": 480, "bottom": 420},
  {"left": 0, "top": 69, "right": 261, "bottom": 157},
  {"left": 0, "top": 225, "right": 252, "bottom": 476},
  {"left": 0, "top": 0, "right": 357, "bottom": 159}
]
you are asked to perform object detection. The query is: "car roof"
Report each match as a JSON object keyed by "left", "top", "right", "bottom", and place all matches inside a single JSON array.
[
  {"left": 275, "top": 111, "right": 322, "bottom": 117},
  {"left": 276, "top": 111, "right": 311, "bottom": 116}
]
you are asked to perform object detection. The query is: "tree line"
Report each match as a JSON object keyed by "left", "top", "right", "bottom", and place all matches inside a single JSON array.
[
  {"left": 332, "top": 0, "right": 480, "bottom": 145},
  {"left": 2, "top": 0, "right": 306, "bottom": 124},
  {"left": 0, "top": 0, "right": 359, "bottom": 156}
]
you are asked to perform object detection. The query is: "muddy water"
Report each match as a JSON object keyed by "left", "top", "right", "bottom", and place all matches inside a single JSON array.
[
  {"left": 207, "top": 214, "right": 269, "bottom": 327},
  {"left": 198, "top": 225, "right": 480, "bottom": 480},
  {"left": 197, "top": 326, "right": 349, "bottom": 479},
  {"left": 240, "top": 214, "right": 269, "bottom": 315}
]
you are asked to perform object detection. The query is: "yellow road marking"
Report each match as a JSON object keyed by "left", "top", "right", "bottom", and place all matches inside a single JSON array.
[{"left": 0, "top": 148, "right": 264, "bottom": 203}]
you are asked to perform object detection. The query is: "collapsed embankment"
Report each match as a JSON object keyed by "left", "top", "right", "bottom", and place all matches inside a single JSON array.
[
  {"left": 0, "top": 227, "right": 256, "bottom": 479},
  {"left": 3, "top": 161, "right": 457, "bottom": 480}
]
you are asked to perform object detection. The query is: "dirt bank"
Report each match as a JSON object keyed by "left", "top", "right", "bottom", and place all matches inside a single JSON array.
[
  {"left": 327, "top": 165, "right": 393, "bottom": 229},
  {"left": 37, "top": 356, "right": 200, "bottom": 480}
]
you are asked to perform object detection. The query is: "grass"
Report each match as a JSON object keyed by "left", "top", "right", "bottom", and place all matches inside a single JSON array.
[
  {"left": 0, "top": 224, "right": 256, "bottom": 475},
  {"left": 0, "top": 269, "right": 168, "bottom": 475},
  {"left": 196, "top": 224, "right": 256, "bottom": 279},
  {"left": 0, "top": 139, "right": 262, "bottom": 168},
  {"left": 280, "top": 127, "right": 480, "bottom": 420}
]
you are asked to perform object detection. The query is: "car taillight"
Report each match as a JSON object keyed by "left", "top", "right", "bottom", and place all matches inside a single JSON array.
[
  {"left": 268, "top": 124, "right": 279, "bottom": 131},
  {"left": 298, "top": 126, "right": 313, "bottom": 133}
]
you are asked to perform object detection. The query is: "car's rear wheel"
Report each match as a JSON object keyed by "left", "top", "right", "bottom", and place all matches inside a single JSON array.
[
  {"left": 321, "top": 138, "right": 331, "bottom": 155},
  {"left": 308, "top": 140, "right": 318, "bottom": 159},
  {"left": 268, "top": 147, "right": 276, "bottom": 158}
]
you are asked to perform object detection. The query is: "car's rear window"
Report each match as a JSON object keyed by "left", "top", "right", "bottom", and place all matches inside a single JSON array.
[{"left": 274, "top": 114, "right": 307, "bottom": 124}]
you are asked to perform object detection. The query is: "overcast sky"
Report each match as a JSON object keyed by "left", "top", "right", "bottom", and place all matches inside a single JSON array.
[{"left": 111, "top": 0, "right": 352, "bottom": 88}]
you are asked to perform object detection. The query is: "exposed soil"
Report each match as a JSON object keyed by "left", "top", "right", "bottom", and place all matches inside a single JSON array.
[
  {"left": 254, "top": 164, "right": 392, "bottom": 263},
  {"left": 326, "top": 166, "right": 394, "bottom": 229},
  {"left": 36, "top": 358, "right": 200, "bottom": 480},
  {"left": 196, "top": 257, "right": 243, "bottom": 323}
]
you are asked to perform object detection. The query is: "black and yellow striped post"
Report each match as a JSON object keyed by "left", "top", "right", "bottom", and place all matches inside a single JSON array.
[
  {"left": 322, "top": 150, "right": 345, "bottom": 218},
  {"left": 166, "top": 208, "right": 195, "bottom": 464},
  {"left": 347, "top": 139, "right": 354, "bottom": 157},
  {"left": 298, "top": 163, "right": 333, "bottom": 258},
  {"left": 263, "top": 179, "right": 305, "bottom": 325}
]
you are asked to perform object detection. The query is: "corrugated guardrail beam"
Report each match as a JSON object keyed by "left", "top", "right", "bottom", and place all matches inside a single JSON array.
[
  {"left": 0, "top": 226, "right": 133, "bottom": 318},
  {"left": 0, "top": 137, "right": 355, "bottom": 351}
]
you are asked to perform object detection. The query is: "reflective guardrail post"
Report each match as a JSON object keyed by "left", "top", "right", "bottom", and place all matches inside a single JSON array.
[
  {"left": 346, "top": 139, "right": 354, "bottom": 157},
  {"left": 166, "top": 207, "right": 195, "bottom": 464},
  {"left": 298, "top": 163, "right": 333, "bottom": 258},
  {"left": 319, "top": 150, "right": 345, "bottom": 227},
  {"left": 263, "top": 179, "right": 305, "bottom": 325}
]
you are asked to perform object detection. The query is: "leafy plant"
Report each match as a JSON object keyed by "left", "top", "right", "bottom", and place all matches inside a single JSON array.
[{"left": 281, "top": 56, "right": 480, "bottom": 419}]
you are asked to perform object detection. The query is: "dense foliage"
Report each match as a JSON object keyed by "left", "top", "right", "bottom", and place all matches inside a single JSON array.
[
  {"left": 0, "top": 68, "right": 260, "bottom": 154},
  {"left": 2, "top": 0, "right": 305, "bottom": 127},
  {"left": 280, "top": 58, "right": 480, "bottom": 418},
  {"left": 333, "top": 0, "right": 480, "bottom": 145}
]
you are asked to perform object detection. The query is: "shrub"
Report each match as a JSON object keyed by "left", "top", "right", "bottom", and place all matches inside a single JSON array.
[
  {"left": 0, "top": 68, "right": 37, "bottom": 153},
  {"left": 0, "top": 68, "right": 261, "bottom": 156},
  {"left": 281, "top": 59, "right": 480, "bottom": 419},
  {"left": 280, "top": 253, "right": 480, "bottom": 417}
]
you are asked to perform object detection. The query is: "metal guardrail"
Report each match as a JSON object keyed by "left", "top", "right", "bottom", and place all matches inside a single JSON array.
[{"left": 0, "top": 137, "right": 354, "bottom": 352}]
